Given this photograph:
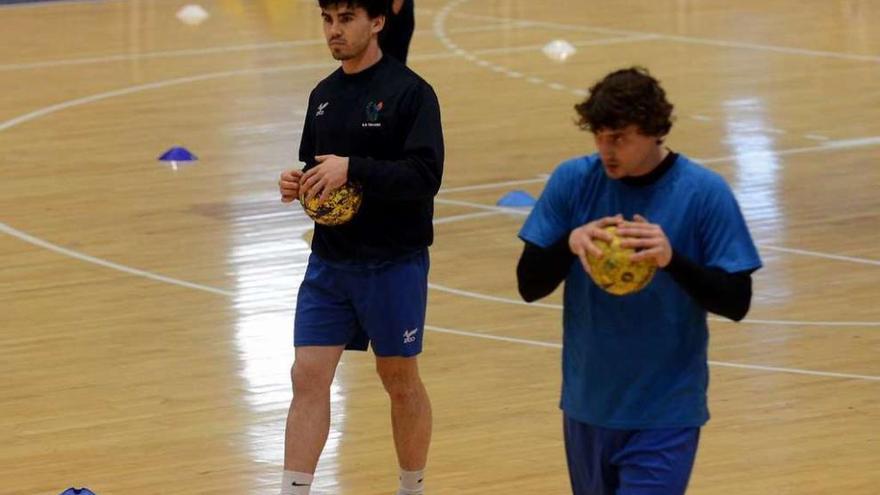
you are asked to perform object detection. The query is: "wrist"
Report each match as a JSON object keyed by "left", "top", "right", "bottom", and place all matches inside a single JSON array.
[
  {"left": 347, "top": 156, "right": 362, "bottom": 182},
  {"left": 659, "top": 250, "right": 673, "bottom": 268}
]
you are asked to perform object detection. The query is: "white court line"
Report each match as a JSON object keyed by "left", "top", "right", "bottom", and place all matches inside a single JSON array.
[
  {"left": 437, "top": 135, "right": 880, "bottom": 195},
  {"left": 0, "top": 41, "right": 325, "bottom": 71},
  {"left": 435, "top": 0, "right": 633, "bottom": 101},
  {"left": 0, "top": 23, "right": 523, "bottom": 72},
  {"left": 16, "top": 31, "right": 872, "bottom": 166},
  {"left": 3, "top": 195, "right": 878, "bottom": 331},
  {"left": 0, "top": 62, "right": 339, "bottom": 133},
  {"left": 1, "top": 33, "right": 877, "bottom": 294},
  {"left": 760, "top": 245, "right": 880, "bottom": 267},
  {"left": 426, "top": 325, "right": 880, "bottom": 382},
  {"left": 4, "top": 34, "right": 677, "bottom": 135},
  {"left": 5, "top": 209, "right": 878, "bottom": 328},
  {"left": 428, "top": 283, "right": 560, "bottom": 309},
  {"left": 440, "top": 177, "right": 548, "bottom": 194},
  {"left": 426, "top": 325, "right": 562, "bottom": 349},
  {"left": 698, "top": 137, "right": 880, "bottom": 164},
  {"left": 2, "top": 219, "right": 877, "bottom": 382},
  {"left": 438, "top": 5, "right": 880, "bottom": 64},
  {"left": 432, "top": 210, "right": 504, "bottom": 224},
  {"left": 433, "top": 0, "right": 880, "bottom": 147},
  {"left": 0, "top": 0, "right": 113, "bottom": 9},
  {"left": 427, "top": 283, "right": 880, "bottom": 327},
  {"left": 704, "top": 361, "right": 880, "bottom": 382},
  {"left": 730, "top": 318, "right": 880, "bottom": 328},
  {"left": 466, "top": 34, "right": 661, "bottom": 57},
  {"left": 0, "top": 222, "right": 234, "bottom": 297},
  {"left": 823, "top": 136, "right": 880, "bottom": 148},
  {"left": 435, "top": 197, "right": 529, "bottom": 215},
  {"left": 0, "top": 20, "right": 878, "bottom": 381},
  {"left": 435, "top": 199, "right": 880, "bottom": 270}
]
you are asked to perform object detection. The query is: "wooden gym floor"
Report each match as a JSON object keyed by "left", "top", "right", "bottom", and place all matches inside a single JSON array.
[{"left": 1, "top": 0, "right": 878, "bottom": 493}]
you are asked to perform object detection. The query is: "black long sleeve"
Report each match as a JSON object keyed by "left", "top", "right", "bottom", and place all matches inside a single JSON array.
[
  {"left": 298, "top": 91, "right": 317, "bottom": 169},
  {"left": 664, "top": 251, "right": 754, "bottom": 321},
  {"left": 517, "top": 238, "right": 575, "bottom": 302},
  {"left": 297, "top": 55, "right": 444, "bottom": 262},
  {"left": 347, "top": 83, "right": 443, "bottom": 200},
  {"left": 517, "top": 239, "right": 754, "bottom": 321}
]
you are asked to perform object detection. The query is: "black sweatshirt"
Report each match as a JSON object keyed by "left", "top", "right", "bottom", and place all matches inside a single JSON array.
[
  {"left": 298, "top": 55, "right": 444, "bottom": 262},
  {"left": 516, "top": 152, "right": 754, "bottom": 321}
]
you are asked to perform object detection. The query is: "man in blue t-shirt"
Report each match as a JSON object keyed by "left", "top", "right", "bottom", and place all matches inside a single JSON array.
[{"left": 517, "top": 67, "right": 762, "bottom": 495}]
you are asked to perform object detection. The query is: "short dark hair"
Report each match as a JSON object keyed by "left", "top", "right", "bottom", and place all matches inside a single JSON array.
[
  {"left": 318, "top": 0, "right": 389, "bottom": 19},
  {"left": 574, "top": 67, "right": 674, "bottom": 138}
]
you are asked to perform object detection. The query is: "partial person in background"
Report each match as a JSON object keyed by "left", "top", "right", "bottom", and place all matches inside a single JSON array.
[{"left": 380, "top": 0, "right": 415, "bottom": 64}]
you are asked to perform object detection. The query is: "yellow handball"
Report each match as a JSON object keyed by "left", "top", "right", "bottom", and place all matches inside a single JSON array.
[
  {"left": 586, "top": 226, "right": 657, "bottom": 296},
  {"left": 300, "top": 182, "right": 363, "bottom": 226}
]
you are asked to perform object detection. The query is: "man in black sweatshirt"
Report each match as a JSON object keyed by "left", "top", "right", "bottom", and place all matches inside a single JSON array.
[
  {"left": 517, "top": 67, "right": 761, "bottom": 495},
  {"left": 277, "top": 1, "right": 443, "bottom": 494}
]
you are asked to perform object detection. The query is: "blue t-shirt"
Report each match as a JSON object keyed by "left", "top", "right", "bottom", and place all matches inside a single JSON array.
[{"left": 519, "top": 153, "right": 762, "bottom": 429}]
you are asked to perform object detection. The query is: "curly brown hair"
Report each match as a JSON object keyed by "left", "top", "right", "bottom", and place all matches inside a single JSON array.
[{"left": 575, "top": 67, "right": 674, "bottom": 139}]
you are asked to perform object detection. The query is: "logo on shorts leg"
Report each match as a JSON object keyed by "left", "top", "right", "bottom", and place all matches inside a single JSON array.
[{"left": 403, "top": 328, "right": 420, "bottom": 344}]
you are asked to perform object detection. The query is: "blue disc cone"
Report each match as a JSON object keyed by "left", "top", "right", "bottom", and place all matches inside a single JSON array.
[
  {"left": 59, "top": 488, "right": 96, "bottom": 495},
  {"left": 497, "top": 190, "right": 536, "bottom": 207},
  {"left": 158, "top": 146, "right": 197, "bottom": 161}
]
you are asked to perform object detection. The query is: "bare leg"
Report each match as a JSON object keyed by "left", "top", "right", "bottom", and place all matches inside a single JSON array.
[
  {"left": 376, "top": 356, "right": 433, "bottom": 470},
  {"left": 284, "top": 345, "right": 345, "bottom": 473}
]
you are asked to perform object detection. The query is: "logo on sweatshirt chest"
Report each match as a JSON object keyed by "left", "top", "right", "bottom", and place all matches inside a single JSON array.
[{"left": 362, "top": 100, "right": 384, "bottom": 128}]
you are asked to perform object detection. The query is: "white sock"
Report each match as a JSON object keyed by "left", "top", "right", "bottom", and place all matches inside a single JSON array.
[
  {"left": 281, "top": 470, "right": 313, "bottom": 495},
  {"left": 397, "top": 469, "right": 425, "bottom": 495}
]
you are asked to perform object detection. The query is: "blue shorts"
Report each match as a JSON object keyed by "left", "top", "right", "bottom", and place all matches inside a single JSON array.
[
  {"left": 294, "top": 250, "right": 429, "bottom": 357},
  {"left": 564, "top": 415, "right": 700, "bottom": 495}
]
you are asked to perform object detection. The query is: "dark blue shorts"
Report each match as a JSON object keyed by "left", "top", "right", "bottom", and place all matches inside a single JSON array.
[
  {"left": 294, "top": 250, "right": 429, "bottom": 357},
  {"left": 564, "top": 415, "right": 700, "bottom": 495}
]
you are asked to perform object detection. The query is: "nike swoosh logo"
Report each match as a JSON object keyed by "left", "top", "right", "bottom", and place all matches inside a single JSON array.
[{"left": 291, "top": 481, "right": 311, "bottom": 486}]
